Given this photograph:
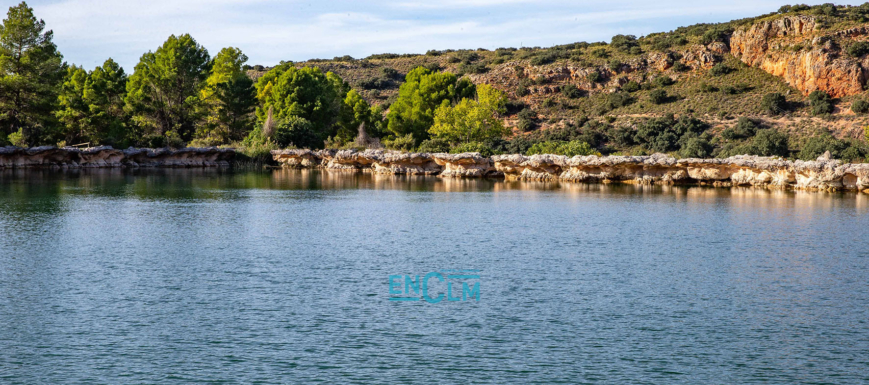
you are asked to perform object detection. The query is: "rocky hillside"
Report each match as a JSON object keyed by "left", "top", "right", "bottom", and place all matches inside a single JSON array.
[{"left": 249, "top": 4, "right": 869, "bottom": 143}]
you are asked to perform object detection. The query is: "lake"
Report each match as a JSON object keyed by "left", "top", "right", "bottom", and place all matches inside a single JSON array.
[{"left": 1, "top": 169, "right": 868, "bottom": 384}]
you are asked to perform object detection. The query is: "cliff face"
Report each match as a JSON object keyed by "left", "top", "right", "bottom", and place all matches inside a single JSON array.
[
  {"left": 271, "top": 149, "right": 869, "bottom": 192},
  {"left": 731, "top": 15, "right": 868, "bottom": 97}
]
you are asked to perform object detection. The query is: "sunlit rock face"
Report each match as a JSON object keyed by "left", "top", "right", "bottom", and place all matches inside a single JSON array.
[
  {"left": 730, "top": 15, "right": 868, "bottom": 98},
  {"left": 272, "top": 149, "right": 869, "bottom": 192},
  {"left": 0, "top": 146, "right": 234, "bottom": 168}
]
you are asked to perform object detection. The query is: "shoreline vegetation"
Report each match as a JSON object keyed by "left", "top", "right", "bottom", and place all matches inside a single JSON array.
[{"left": 3, "top": 3, "right": 869, "bottom": 167}]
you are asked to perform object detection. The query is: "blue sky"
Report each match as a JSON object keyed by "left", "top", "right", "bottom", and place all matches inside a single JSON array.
[{"left": 18, "top": 0, "right": 860, "bottom": 70}]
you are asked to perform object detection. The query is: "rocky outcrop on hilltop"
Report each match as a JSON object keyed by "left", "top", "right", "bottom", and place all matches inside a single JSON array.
[
  {"left": 731, "top": 15, "right": 869, "bottom": 97},
  {"left": 0, "top": 146, "right": 235, "bottom": 168},
  {"left": 272, "top": 149, "right": 869, "bottom": 192}
]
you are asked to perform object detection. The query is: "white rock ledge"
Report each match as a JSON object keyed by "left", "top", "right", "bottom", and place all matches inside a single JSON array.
[
  {"left": 272, "top": 150, "right": 869, "bottom": 192},
  {"left": 0, "top": 146, "right": 235, "bottom": 168}
]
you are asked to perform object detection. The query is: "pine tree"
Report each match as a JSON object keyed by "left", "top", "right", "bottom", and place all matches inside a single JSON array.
[{"left": 0, "top": 2, "right": 64, "bottom": 146}]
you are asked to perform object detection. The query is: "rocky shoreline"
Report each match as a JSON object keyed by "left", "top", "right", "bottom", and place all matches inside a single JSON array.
[
  {"left": 272, "top": 149, "right": 869, "bottom": 192},
  {"left": 0, "top": 146, "right": 235, "bottom": 168}
]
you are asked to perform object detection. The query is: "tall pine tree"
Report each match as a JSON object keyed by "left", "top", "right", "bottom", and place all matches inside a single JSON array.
[{"left": 0, "top": 2, "right": 64, "bottom": 146}]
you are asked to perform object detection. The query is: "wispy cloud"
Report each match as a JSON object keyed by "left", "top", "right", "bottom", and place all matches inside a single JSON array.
[{"left": 20, "top": 0, "right": 837, "bottom": 71}]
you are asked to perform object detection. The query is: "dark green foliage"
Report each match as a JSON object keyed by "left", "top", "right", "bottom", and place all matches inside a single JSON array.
[
  {"left": 587, "top": 71, "right": 602, "bottom": 83},
  {"left": 648, "top": 89, "right": 668, "bottom": 104},
  {"left": 671, "top": 62, "right": 689, "bottom": 72},
  {"left": 516, "top": 85, "right": 529, "bottom": 97},
  {"left": 606, "top": 92, "right": 634, "bottom": 109},
  {"left": 381, "top": 67, "right": 400, "bottom": 79},
  {"left": 608, "top": 59, "right": 622, "bottom": 72},
  {"left": 720, "top": 83, "right": 751, "bottom": 95},
  {"left": 721, "top": 117, "right": 759, "bottom": 140},
  {"left": 590, "top": 48, "right": 609, "bottom": 58},
  {"left": 698, "top": 83, "right": 718, "bottom": 93},
  {"left": 530, "top": 52, "right": 560, "bottom": 66},
  {"left": 634, "top": 115, "right": 709, "bottom": 153},
  {"left": 517, "top": 108, "right": 537, "bottom": 132},
  {"left": 652, "top": 76, "right": 675, "bottom": 87},
  {"left": 417, "top": 138, "right": 450, "bottom": 153},
  {"left": 808, "top": 90, "right": 834, "bottom": 115},
  {"left": 386, "top": 67, "right": 462, "bottom": 143},
  {"left": 621, "top": 81, "right": 641, "bottom": 93},
  {"left": 450, "top": 141, "right": 499, "bottom": 157},
  {"left": 679, "top": 136, "right": 713, "bottom": 158},
  {"left": 561, "top": 84, "right": 583, "bottom": 99},
  {"left": 0, "top": 2, "right": 65, "bottom": 145},
  {"left": 761, "top": 93, "right": 788, "bottom": 115},
  {"left": 710, "top": 63, "right": 732, "bottom": 76},
  {"left": 608, "top": 126, "right": 635, "bottom": 147},
  {"left": 610, "top": 34, "right": 638, "bottom": 52},
  {"left": 796, "top": 132, "right": 861, "bottom": 160},
  {"left": 750, "top": 129, "right": 790, "bottom": 157},
  {"left": 701, "top": 28, "right": 731, "bottom": 45},
  {"left": 273, "top": 116, "right": 318, "bottom": 149},
  {"left": 851, "top": 99, "right": 869, "bottom": 114},
  {"left": 846, "top": 41, "right": 869, "bottom": 58}
]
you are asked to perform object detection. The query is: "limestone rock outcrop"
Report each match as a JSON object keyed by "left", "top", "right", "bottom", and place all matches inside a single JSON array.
[
  {"left": 272, "top": 149, "right": 869, "bottom": 192},
  {"left": 731, "top": 15, "right": 868, "bottom": 97},
  {"left": 0, "top": 146, "right": 234, "bottom": 168}
]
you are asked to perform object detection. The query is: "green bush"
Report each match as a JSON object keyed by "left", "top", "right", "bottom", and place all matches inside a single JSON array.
[
  {"left": 652, "top": 76, "right": 675, "bottom": 87},
  {"left": 590, "top": 48, "right": 609, "bottom": 58},
  {"left": 417, "top": 138, "right": 451, "bottom": 153},
  {"left": 721, "top": 117, "right": 759, "bottom": 140},
  {"left": 516, "top": 85, "right": 530, "bottom": 97},
  {"left": 699, "top": 83, "right": 718, "bottom": 93},
  {"left": 761, "top": 93, "right": 788, "bottom": 115},
  {"left": 383, "top": 134, "right": 416, "bottom": 151},
  {"left": 671, "top": 62, "right": 689, "bottom": 72},
  {"left": 610, "top": 34, "right": 638, "bottom": 52},
  {"left": 273, "top": 116, "right": 319, "bottom": 149},
  {"left": 622, "top": 80, "right": 641, "bottom": 93},
  {"left": 710, "top": 63, "right": 732, "bottom": 76},
  {"left": 808, "top": 90, "right": 834, "bottom": 115},
  {"left": 526, "top": 140, "right": 599, "bottom": 156},
  {"left": 648, "top": 89, "right": 668, "bottom": 104},
  {"left": 797, "top": 134, "right": 848, "bottom": 160},
  {"left": 561, "top": 84, "right": 583, "bottom": 98},
  {"left": 750, "top": 129, "right": 790, "bottom": 157},
  {"left": 606, "top": 92, "right": 634, "bottom": 108},
  {"left": 450, "top": 141, "right": 499, "bottom": 157},
  {"left": 679, "top": 136, "right": 713, "bottom": 158},
  {"left": 608, "top": 59, "right": 622, "bottom": 71},
  {"left": 852, "top": 99, "right": 869, "bottom": 114},
  {"left": 587, "top": 71, "right": 602, "bottom": 83},
  {"left": 846, "top": 41, "right": 869, "bottom": 57}
]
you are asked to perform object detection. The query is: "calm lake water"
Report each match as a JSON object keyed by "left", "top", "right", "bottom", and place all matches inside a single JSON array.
[{"left": 1, "top": 168, "right": 868, "bottom": 384}]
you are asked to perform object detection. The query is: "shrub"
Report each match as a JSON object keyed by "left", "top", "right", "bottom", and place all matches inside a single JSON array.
[
  {"left": 530, "top": 53, "right": 557, "bottom": 66},
  {"left": 710, "top": 63, "right": 732, "bottom": 76},
  {"left": 761, "top": 93, "right": 788, "bottom": 115},
  {"left": 679, "top": 136, "right": 713, "bottom": 158},
  {"left": 847, "top": 41, "right": 869, "bottom": 58},
  {"left": 808, "top": 90, "right": 834, "bottom": 115},
  {"left": 610, "top": 34, "right": 638, "bottom": 52},
  {"left": 8, "top": 129, "right": 26, "bottom": 147},
  {"left": 608, "top": 59, "right": 622, "bottom": 71},
  {"left": 273, "top": 116, "right": 318, "bottom": 149},
  {"left": 851, "top": 99, "right": 869, "bottom": 113},
  {"left": 671, "top": 62, "right": 689, "bottom": 72},
  {"left": 382, "top": 67, "right": 399, "bottom": 79},
  {"left": 561, "top": 84, "right": 583, "bottom": 98},
  {"left": 517, "top": 108, "right": 537, "bottom": 132},
  {"left": 516, "top": 85, "right": 530, "bottom": 97},
  {"left": 417, "top": 138, "right": 451, "bottom": 153},
  {"left": 751, "top": 129, "right": 790, "bottom": 157},
  {"left": 609, "top": 126, "right": 636, "bottom": 147},
  {"left": 607, "top": 92, "right": 634, "bottom": 108},
  {"left": 699, "top": 83, "right": 718, "bottom": 93},
  {"left": 587, "top": 71, "right": 603, "bottom": 83},
  {"left": 526, "top": 140, "right": 599, "bottom": 156},
  {"left": 622, "top": 80, "right": 641, "bottom": 93},
  {"left": 648, "top": 89, "right": 668, "bottom": 104},
  {"left": 590, "top": 48, "right": 609, "bottom": 58},
  {"left": 383, "top": 134, "right": 416, "bottom": 151},
  {"left": 797, "top": 133, "right": 849, "bottom": 160},
  {"left": 450, "top": 141, "right": 498, "bottom": 157},
  {"left": 652, "top": 75, "right": 675, "bottom": 87},
  {"left": 721, "top": 117, "right": 759, "bottom": 140}
]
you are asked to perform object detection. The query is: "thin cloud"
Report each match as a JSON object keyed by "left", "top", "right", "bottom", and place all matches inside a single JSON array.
[{"left": 21, "top": 0, "right": 844, "bottom": 70}]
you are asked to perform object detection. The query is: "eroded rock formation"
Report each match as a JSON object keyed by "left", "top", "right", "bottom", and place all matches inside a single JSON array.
[
  {"left": 272, "top": 149, "right": 869, "bottom": 192},
  {"left": 731, "top": 15, "right": 869, "bottom": 97},
  {"left": 0, "top": 146, "right": 235, "bottom": 168}
]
